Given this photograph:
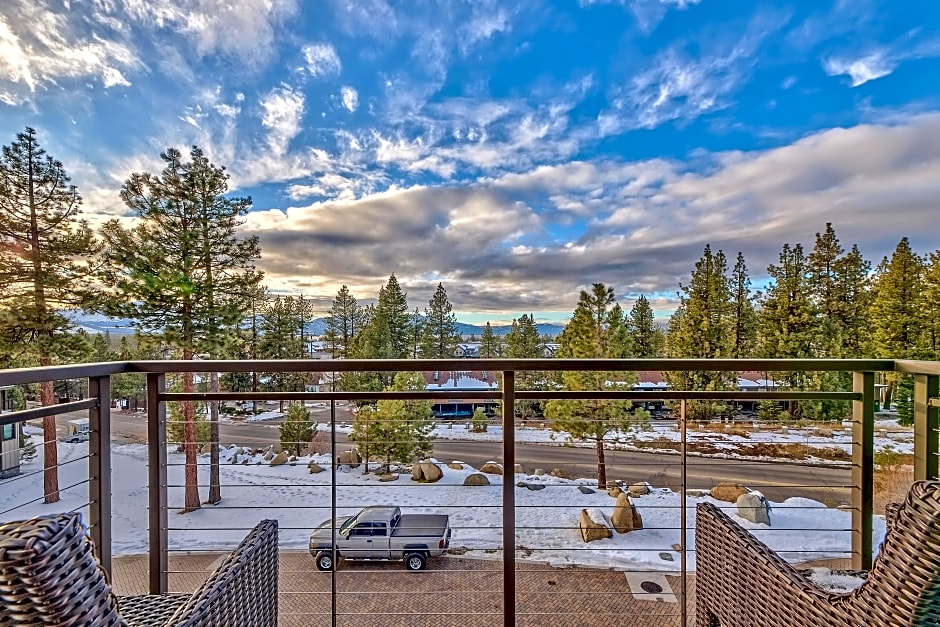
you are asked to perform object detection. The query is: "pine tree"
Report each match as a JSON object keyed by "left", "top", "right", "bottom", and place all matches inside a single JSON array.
[
  {"left": 871, "top": 237, "right": 925, "bottom": 425},
  {"left": 505, "top": 313, "right": 544, "bottom": 421},
  {"left": 923, "top": 251, "right": 940, "bottom": 359},
  {"left": 629, "top": 295, "right": 657, "bottom": 357},
  {"left": 279, "top": 404, "right": 314, "bottom": 456},
  {"left": 99, "top": 146, "right": 262, "bottom": 512},
  {"left": 323, "top": 285, "right": 364, "bottom": 358},
  {"left": 544, "top": 284, "right": 641, "bottom": 488},
  {"left": 479, "top": 322, "right": 502, "bottom": 357},
  {"left": 664, "top": 245, "right": 735, "bottom": 420},
  {"left": 758, "top": 243, "right": 816, "bottom": 419},
  {"left": 835, "top": 245, "right": 873, "bottom": 357},
  {"left": 730, "top": 252, "right": 757, "bottom": 358},
  {"left": 258, "top": 296, "right": 309, "bottom": 399},
  {"left": 0, "top": 127, "right": 99, "bottom": 503},
  {"left": 421, "top": 283, "right": 460, "bottom": 358}
]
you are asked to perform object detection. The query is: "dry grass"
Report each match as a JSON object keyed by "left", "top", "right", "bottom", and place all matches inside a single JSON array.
[
  {"left": 873, "top": 451, "right": 915, "bottom": 516},
  {"left": 632, "top": 438, "right": 852, "bottom": 461}
]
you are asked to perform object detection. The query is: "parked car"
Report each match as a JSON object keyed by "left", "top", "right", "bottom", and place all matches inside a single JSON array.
[
  {"left": 62, "top": 418, "right": 89, "bottom": 443},
  {"left": 309, "top": 505, "right": 451, "bottom": 571}
]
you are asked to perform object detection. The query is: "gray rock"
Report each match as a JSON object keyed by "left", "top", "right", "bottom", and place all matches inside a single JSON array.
[
  {"left": 578, "top": 486, "right": 595, "bottom": 494},
  {"left": 628, "top": 482, "right": 651, "bottom": 496},
  {"left": 736, "top": 492, "right": 771, "bottom": 525},
  {"left": 463, "top": 473, "right": 490, "bottom": 486},
  {"left": 525, "top": 483, "right": 546, "bottom": 491},
  {"left": 659, "top": 552, "right": 674, "bottom": 562},
  {"left": 533, "top": 468, "right": 546, "bottom": 476}
]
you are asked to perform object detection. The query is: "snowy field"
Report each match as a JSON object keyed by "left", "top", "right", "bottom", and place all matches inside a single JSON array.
[{"left": 0, "top": 437, "right": 888, "bottom": 576}]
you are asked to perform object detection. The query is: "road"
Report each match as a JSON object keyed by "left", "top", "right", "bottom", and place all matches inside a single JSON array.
[{"left": 40, "top": 404, "right": 851, "bottom": 505}]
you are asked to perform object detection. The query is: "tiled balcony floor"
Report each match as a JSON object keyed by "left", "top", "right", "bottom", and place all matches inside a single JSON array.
[{"left": 113, "top": 552, "right": 695, "bottom": 627}]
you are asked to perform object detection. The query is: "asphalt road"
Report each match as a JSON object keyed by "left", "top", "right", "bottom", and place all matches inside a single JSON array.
[{"left": 40, "top": 404, "right": 851, "bottom": 505}]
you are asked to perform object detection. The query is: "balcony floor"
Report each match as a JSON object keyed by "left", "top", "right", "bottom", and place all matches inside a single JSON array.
[{"left": 113, "top": 552, "right": 694, "bottom": 626}]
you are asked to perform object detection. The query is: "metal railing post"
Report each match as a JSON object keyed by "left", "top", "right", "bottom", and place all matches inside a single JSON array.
[
  {"left": 851, "top": 371, "right": 874, "bottom": 570},
  {"left": 914, "top": 373, "right": 940, "bottom": 481},
  {"left": 147, "top": 373, "right": 168, "bottom": 594},
  {"left": 680, "top": 399, "right": 688, "bottom": 627},
  {"left": 502, "top": 370, "right": 515, "bottom": 627},
  {"left": 88, "top": 375, "right": 112, "bottom": 577}
]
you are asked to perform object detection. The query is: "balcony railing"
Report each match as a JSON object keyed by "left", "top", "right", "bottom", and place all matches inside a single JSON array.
[{"left": 0, "top": 358, "right": 937, "bottom": 627}]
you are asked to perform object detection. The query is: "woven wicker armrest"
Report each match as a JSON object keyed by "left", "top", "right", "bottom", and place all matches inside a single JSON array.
[
  {"left": 695, "top": 481, "right": 940, "bottom": 627},
  {"left": 162, "top": 519, "right": 279, "bottom": 627}
]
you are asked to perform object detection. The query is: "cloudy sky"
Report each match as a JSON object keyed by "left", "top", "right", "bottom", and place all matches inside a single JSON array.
[{"left": 2, "top": 1, "right": 939, "bottom": 324}]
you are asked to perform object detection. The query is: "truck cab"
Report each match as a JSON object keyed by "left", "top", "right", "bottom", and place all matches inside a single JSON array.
[{"left": 63, "top": 418, "right": 89, "bottom": 443}]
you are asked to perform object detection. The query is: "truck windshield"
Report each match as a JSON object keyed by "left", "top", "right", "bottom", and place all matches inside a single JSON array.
[{"left": 339, "top": 515, "right": 358, "bottom": 534}]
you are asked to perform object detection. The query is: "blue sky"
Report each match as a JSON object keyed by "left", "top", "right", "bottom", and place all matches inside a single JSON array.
[{"left": 2, "top": 1, "right": 940, "bottom": 324}]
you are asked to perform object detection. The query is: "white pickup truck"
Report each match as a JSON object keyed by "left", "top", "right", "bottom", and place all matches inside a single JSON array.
[{"left": 309, "top": 506, "right": 452, "bottom": 571}]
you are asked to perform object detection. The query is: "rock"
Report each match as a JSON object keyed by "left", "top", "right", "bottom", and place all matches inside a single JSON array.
[
  {"left": 672, "top": 543, "right": 682, "bottom": 552},
  {"left": 200, "top": 443, "right": 212, "bottom": 455},
  {"left": 270, "top": 451, "right": 288, "bottom": 466},
  {"left": 516, "top": 481, "right": 527, "bottom": 488},
  {"left": 448, "top": 462, "right": 464, "bottom": 470},
  {"left": 628, "top": 482, "right": 651, "bottom": 497},
  {"left": 412, "top": 462, "right": 443, "bottom": 482},
  {"left": 550, "top": 468, "right": 569, "bottom": 479},
  {"left": 611, "top": 493, "right": 643, "bottom": 533},
  {"left": 513, "top": 464, "right": 524, "bottom": 474},
  {"left": 263, "top": 450, "right": 274, "bottom": 461},
  {"left": 241, "top": 459, "right": 249, "bottom": 465},
  {"left": 524, "top": 483, "right": 546, "bottom": 491},
  {"left": 711, "top": 482, "right": 750, "bottom": 503},
  {"left": 378, "top": 474, "right": 398, "bottom": 482},
  {"left": 578, "top": 486, "right": 595, "bottom": 494},
  {"left": 464, "top": 473, "right": 490, "bottom": 486},
  {"left": 736, "top": 493, "right": 771, "bottom": 525},
  {"left": 607, "top": 486, "right": 623, "bottom": 498},
  {"left": 308, "top": 462, "right": 324, "bottom": 474},
  {"left": 480, "top": 462, "right": 503, "bottom": 475},
  {"left": 659, "top": 552, "right": 674, "bottom": 562},
  {"left": 533, "top": 468, "right": 546, "bottom": 476},
  {"left": 579, "top": 509, "right": 612, "bottom": 543},
  {"left": 288, "top": 455, "right": 297, "bottom": 462},
  {"left": 335, "top": 449, "right": 361, "bottom": 468}
]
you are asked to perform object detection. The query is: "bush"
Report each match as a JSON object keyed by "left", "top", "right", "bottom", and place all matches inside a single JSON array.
[
  {"left": 279, "top": 404, "right": 314, "bottom": 456},
  {"left": 471, "top": 407, "right": 488, "bottom": 433}
]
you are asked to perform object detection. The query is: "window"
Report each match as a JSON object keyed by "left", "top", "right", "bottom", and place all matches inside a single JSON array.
[{"left": 1, "top": 424, "right": 13, "bottom": 441}]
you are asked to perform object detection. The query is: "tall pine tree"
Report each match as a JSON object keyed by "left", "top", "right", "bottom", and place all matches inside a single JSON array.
[
  {"left": 629, "top": 295, "right": 658, "bottom": 358},
  {"left": 0, "top": 127, "right": 99, "bottom": 503},
  {"left": 479, "top": 322, "right": 502, "bottom": 357},
  {"left": 323, "top": 285, "right": 364, "bottom": 358},
  {"left": 421, "top": 283, "right": 460, "bottom": 358}
]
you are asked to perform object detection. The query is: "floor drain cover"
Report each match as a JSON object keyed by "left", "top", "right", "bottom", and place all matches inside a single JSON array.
[{"left": 640, "top": 581, "right": 664, "bottom": 594}]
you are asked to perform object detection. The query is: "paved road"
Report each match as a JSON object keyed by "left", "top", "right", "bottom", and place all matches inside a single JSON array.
[{"left": 40, "top": 404, "right": 851, "bottom": 504}]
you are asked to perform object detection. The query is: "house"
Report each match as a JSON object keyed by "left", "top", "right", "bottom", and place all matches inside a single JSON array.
[{"left": 423, "top": 370, "right": 498, "bottom": 418}]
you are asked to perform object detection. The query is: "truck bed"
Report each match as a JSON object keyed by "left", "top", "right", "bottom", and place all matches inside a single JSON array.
[{"left": 391, "top": 514, "right": 449, "bottom": 538}]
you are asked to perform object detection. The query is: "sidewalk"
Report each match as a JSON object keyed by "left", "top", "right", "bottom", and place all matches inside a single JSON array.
[{"left": 113, "top": 552, "right": 695, "bottom": 627}]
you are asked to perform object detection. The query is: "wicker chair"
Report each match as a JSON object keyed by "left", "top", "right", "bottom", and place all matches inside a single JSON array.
[
  {"left": 695, "top": 480, "right": 940, "bottom": 627},
  {"left": 0, "top": 513, "right": 278, "bottom": 627}
]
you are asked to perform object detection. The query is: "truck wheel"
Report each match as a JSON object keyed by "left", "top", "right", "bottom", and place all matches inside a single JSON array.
[
  {"left": 405, "top": 552, "right": 427, "bottom": 571},
  {"left": 316, "top": 552, "right": 335, "bottom": 571}
]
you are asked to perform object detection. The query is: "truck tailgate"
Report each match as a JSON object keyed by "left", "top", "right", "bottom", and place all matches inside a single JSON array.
[{"left": 392, "top": 514, "right": 449, "bottom": 537}]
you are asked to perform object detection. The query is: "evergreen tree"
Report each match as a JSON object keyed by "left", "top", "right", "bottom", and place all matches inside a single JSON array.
[
  {"left": 730, "top": 252, "right": 758, "bottom": 358},
  {"left": 835, "top": 245, "right": 873, "bottom": 357},
  {"left": 758, "top": 243, "right": 816, "bottom": 419},
  {"left": 359, "top": 274, "right": 410, "bottom": 359},
  {"left": 99, "top": 146, "right": 262, "bottom": 512},
  {"left": 629, "top": 295, "right": 657, "bottom": 358},
  {"left": 258, "top": 296, "right": 310, "bottom": 402},
  {"left": 421, "top": 283, "right": 460, "bottom": 358},
  {"left": 923, "top": 250, "right": 940, "bottom": 359},
  {"left": 544, "top": 284, "right": 642, "bottom": 488},
  {"left": 0, "top": 127, "right": 99, "bottom": 504},
  {"left": 279, "top": 403, "right": 314, "bottom": 456},
  {"left": 323, "top": 285, "right": 364, "bottom": 358},
  {"left": 664, "top": 245, "right": 735, "bottom": 420},
  {"left": 408, "top": 308, "right": 424, "bottom": 359},
  {"left": 871, "top": 237, "right": 925, "bottom": 425},
  {"left": 479, "top": 322, "right": 502, "bottom": 357},
  {"left": 505, "top": 313, "right": 544, "bottom": 421}
]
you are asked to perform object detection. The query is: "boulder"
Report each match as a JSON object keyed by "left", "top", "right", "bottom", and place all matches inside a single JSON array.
[
  {"left": 578, "top": 486, "right": 595, "bottom": 495},
  {"left": 525, "top": 483, "right": 546, "bottom": 491},
  {"left": 513, "top": 464, "right": 524, "bottom": 474},
  {"left": 448, "top": 462, "right": 464, "bottom": 470},
  {"left": 378, "top": 474, "right": 398, "bottom": 482},
  {"left": 412, "top": 462, "right": 443, "bottom": 482},
  {"left": 579, "top": 509, "right": 612, "bottom": 543},
  {"left": 480, "top": 462, "right": 503, "bottom": 475},
  {"left": 711, "top": 482, "right": 750, "bottom": 503},
  {"left": 736, "top": 492, "right": 771, "bottom": 525},
  {"left": 464, "top": 473, "right": 490, "bottom": 486},
  {"left": 200, "top": 443, "right": 212, "bottom": 455},
  {"left": 335, "top": 449, "right": 361, "bottom": 468},
  {"left": 269, "top": 451, "right": 288, "bottom": 466},
  {"left": 550, "top": 468, "right": 569, "bottom": 479},
  {"left": 263, "top": 450, "right": 274, "bottom": 461},
  {"left": 288, "top": 455, "right": 297, "bottom": 462},
  {"left": 308, "top": 462, "right": 324, "bottom": 474},
  {"left": 628, "top": 482, "right": 651, "bottom": 497},
  {"left": 611, "top": 493, "right": 643, "bottom": 533},
  {"left": 607, "top": 486, "right": 623, "bottom": 498},
  {"left": 533, "top": 468, "right": 546, "bottom": 476}
]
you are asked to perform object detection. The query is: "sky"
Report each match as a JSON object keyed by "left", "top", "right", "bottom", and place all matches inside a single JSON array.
[{"left": 2, "top": 1, "right": 940, "bottom": 324}]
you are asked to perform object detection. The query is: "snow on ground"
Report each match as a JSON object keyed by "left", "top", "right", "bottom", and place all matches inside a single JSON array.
[{"left": 0, "top": 439, "right": 887, "bottom": 578}]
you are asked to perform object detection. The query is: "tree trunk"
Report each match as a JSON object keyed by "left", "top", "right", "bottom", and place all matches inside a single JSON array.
[
  {"left": 40, "top": 374, "right": 59, "bottom": 503},
  {"left": 595, "top": 431, "right": 606, "bottom": 490},
  {"left": 883, "top": 380, "right": 895, "bottom": 411},
  {"left": 182, "top": 368, "right": 200, "bottom": 513},
  {"left": 206, "top": 370, "right": 221, "bottom": 504}
]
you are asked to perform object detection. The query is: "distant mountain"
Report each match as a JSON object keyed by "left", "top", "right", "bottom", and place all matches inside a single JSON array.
[{"left": 64, "top": 311, "right": 564, "bottom": 340}]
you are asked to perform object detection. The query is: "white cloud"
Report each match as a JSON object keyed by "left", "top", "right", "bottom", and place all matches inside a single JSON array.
[
  {"left": 260, "top": 86, "right": 305, "bottom": 156},
  {"left": 102, "top": 67, "right": 131, "bottom": 88},
  {"left": 302, "top": 43, "right": 342, "bottom": 77},
  {"left": 823, "top": 52, "right": 895, "bottom": 87},
  {"left": 340, "top": 86, "right": 359, "bottom": 112}
]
